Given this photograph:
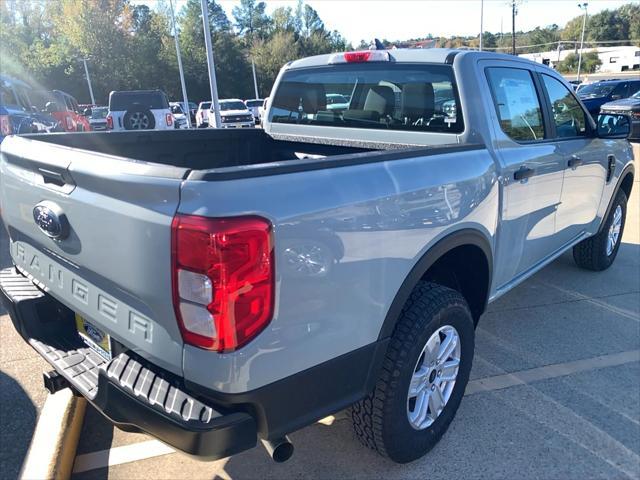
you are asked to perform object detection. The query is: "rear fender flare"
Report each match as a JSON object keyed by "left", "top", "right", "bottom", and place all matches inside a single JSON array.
[{"left": 377, "top": 228, "right": 493, "bottom": 340}]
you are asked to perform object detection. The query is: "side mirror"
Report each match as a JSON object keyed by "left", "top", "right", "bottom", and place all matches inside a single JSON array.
[{"left": 597, "top": 113, "right": 631, "bottom": 139}]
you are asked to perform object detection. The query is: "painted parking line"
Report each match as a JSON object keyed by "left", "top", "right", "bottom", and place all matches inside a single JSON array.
[
  {"left": 72, "top": 349, "right": 640, "bottom": 474},
  {"left": 542, "top": 282, "right": 640, "bottom": 323},
  {"left": 466, "top": 349, "right": 640, "bottom": 395},
  {"left": 73, "top": 439, "right": 175, "bottom": 474}
]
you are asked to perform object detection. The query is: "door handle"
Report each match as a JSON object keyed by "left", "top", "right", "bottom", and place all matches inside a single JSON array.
[
  {"left": 568, "top": 156, "right": 583, "bottom": 168},
  {"left": 514, "top": 167, "right": 535, "bottom": 181}
]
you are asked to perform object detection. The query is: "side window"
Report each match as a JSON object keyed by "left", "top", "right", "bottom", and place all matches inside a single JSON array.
[
  {"left": 486, "top": 67, "right": 545, "bottom": 142},
  {"left": 541, "top": 75, "right": 588, "bottom": 139},
  {"left": 612, "top": 82, "right": 628, "bottom": 99},
  {"left": 64, "top": 96, "right": 74, "bottom": 112}
]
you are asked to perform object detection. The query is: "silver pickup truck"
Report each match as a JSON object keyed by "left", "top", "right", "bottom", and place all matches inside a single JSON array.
[{"left": 0, "top": 49, "right": 634, "bottom": 464}]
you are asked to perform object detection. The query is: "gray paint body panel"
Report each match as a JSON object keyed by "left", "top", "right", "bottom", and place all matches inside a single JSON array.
[{"left": 0, "top": 49, "right": 633, "bottom": 394}]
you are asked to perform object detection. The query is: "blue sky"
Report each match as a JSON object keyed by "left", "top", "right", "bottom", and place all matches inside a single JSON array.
[{"left": 149, "top": 0, "right": 634, "bottom": 45}]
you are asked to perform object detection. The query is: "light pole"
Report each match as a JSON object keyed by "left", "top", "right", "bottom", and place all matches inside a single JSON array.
[
  {"left": 169, "top": 0, "right": 192, "bottom": 128},
  {"left": 576, "top": 2, "right": 588, "bottom": 82},
  {"left": 201, "top": 0, "right": 221, "bottom": 128},
  {"left": 81, "top": 58, "right": 96, "bottom": 105},
  {"left": 511, "top": 0, "right": 517, "bottom": 55},
  {"left": 251, "top": 59, "right": 259, "bottom": 99},
  {"left": 479, "top": 0, "right": 484, "bottom": 51}
]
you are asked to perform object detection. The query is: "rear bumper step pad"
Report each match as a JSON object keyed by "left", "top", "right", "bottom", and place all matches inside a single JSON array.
[{"left": 0, "top": 267, "right": 257, "bottom": 459}]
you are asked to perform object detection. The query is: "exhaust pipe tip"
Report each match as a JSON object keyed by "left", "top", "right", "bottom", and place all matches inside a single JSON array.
[{"left": 261, "top": 436, "right": 294, "bottom": 463}]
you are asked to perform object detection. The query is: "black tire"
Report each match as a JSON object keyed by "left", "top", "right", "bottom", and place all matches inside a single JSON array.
[
  {"left": 573, "top": 189, "right": 627, "bottom": 271},
  {"left": 123, "top": 105, "right": 155, "bottom": 130},
  {"left": 351, "top": 282, "right": 474, "bottom": 463}
]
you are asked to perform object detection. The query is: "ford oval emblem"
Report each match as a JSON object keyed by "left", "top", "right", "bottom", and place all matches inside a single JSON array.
[
  {"left": 33, "top": 201, "right": 69, "bottom": 240},
  {"left": 83, "top": 320, "right": 105, "bottom": 344}
]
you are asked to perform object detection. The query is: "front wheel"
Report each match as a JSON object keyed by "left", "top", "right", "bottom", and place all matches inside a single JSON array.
[
  {"left": 350, "top": 282, "right": 474, "bottom": 463},
  {"left": 573, "top": 189, "right": 627, "bottom": 271}
]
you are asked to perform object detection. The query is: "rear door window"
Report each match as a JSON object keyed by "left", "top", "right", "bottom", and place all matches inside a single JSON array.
[
  {"left": 485, "top": 67, "right": 545, "bottom": 142},
  {"left": 269, "top": 63, "right": 463, "bottom": 133}
]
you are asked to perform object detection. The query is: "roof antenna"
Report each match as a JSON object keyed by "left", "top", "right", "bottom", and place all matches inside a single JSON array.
[{"left": 369, "top": 38, "right": 385, "bottom": 50}]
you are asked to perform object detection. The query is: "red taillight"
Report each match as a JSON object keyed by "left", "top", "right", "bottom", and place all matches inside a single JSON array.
[
  {"left": 166, "top": 113, "right": 173, "bottom": 126},
  {"left": 171, "top": 214, "right": 274, "bottom": 352},
  {"left": 106, "top": 115, "right": 113, "bottom": 129},
  {"left": 0, "top": 115, "right": 12, "bottom": 136}
]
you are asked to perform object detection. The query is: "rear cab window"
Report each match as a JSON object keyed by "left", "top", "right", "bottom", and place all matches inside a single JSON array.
[
  {"left": 269, "top": 63, "right": 464, "bottom": 134},
  {"left": 110, "top": 91, "right": 169, "bottom": 111}
]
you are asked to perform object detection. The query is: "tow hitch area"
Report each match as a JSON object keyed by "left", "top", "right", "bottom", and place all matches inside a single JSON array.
[{"left": 43, "top": 370, "right": 71, "bottom": 394}]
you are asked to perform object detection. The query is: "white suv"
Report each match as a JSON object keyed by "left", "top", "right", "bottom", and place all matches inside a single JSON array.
[{"left": 107, "top": 90, "right": 173, "bottom": 131}]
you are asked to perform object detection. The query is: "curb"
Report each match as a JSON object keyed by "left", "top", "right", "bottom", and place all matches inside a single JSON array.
[{"left": 20, "top": 389, "right": 86, "bottom": 480}]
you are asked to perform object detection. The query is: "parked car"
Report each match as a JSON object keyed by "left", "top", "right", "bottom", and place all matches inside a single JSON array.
[
  {"left": 173, "top": 101, "right": 197, "bottom": 124},
  {"left": 85, "top": 106, "right": 109, "bottom": 131},
  {"left": 169, "top": 102, "right": 189, "bottom": 129},
  {"left": 578, "top": 78, "right": 640, "bottom": 118},
  {"left": 196, "top": 101, "right": 211, "bottom": 127},
  {"left": 259, "top": 97, "right": 269, "bottom": 121},
  {"left": 600, "top": 88, "right": 640, "bottom": 140},
  {"left": 244, "top": 98, "right": 265, "bottom": 124},
  {"left": 106, "top": 90, "right": 173, "bottom": 131},
  {"left": 0, "top": 75, "right": 61, "bottom": 143},
  {"left": 0, "top": 49, "right": 634, "bottom": 466},
  {"left": 211, "top": 99, "right": 255, "bottom": 128},
  {"left": 43, "top": 90, "right": 92, "bottom": 132},
  {"left": 325, "top": 93, "right": 350, "bottom": 110}
]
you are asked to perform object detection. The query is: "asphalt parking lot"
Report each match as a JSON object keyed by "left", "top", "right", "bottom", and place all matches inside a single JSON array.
[{"left": 1, "top": 162, "right": 638, "bottom": 480}]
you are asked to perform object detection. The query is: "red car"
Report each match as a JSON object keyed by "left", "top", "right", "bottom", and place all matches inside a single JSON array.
[{"left": 44, "top": 90, "right": 91, "bottom": 132}]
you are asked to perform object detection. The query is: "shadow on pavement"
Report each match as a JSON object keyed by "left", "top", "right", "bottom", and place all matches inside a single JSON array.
[{"left": 0, "top": 371, "right": 37, "bottom": 479}]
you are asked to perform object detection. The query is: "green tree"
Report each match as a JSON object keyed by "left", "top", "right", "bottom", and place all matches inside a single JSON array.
[
  {"left": 232, "top": 0, "right": 270, "bottom": 41},
  {"left": 557, "top": 51, "right": 601, "bottom": 73},
  {"left": 270, "top": 6, "right": 297, "bottom": 34},
  {"left": 251, "top": 31, "right": 299, "bottom": 97}
]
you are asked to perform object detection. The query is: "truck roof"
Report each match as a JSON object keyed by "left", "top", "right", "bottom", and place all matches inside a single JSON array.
[{"left": 286, "top": 48, "right": 541, "bottom": 70}]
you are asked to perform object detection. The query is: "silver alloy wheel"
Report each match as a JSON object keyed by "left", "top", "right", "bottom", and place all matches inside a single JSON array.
[
  {"left": 130, "top": 112, "right": 150, "bottom": 130},
  {"left": 407, "top": 325, "right": 461, "bottom": 430},
  {"left": 607, "top": 205, "right": 622, "bottom": 256}
]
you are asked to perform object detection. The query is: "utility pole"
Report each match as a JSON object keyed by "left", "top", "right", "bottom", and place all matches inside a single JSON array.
[
  {"left": 576, "top": 2, "right": 588, "bottom": 82},
  {"left": 479, "top": 0, "right": 484, "bottom": 51},
  {"left": 511, "top": 0, "right": 517, "bottom": 55},
  {"left": 81, "top": 58, "right": 96, "bottom": 105},
  {"left": 169, "top": 0, "right": 191, "bottom": 128},
  {"left": 251, "top": 59, "right": 259, "bottom": 99},
  {"left": 201, "top": 0, "right": 221, "bottom": 128}
]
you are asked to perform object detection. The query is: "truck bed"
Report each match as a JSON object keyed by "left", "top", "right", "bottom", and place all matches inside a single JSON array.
[{"left": 14, "top": 129, "right": 481, "bottom": 180}]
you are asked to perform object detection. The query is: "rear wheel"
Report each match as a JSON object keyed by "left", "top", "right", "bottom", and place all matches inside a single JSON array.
[
  {"left": 573, "top": 190, "right": 627, "bottom": 271},
  {"left": 350, "top": 282, "right": 474, "bottom": 463},
  {"left": 123, "top": 106, "right": 155, "bottom": 130}
]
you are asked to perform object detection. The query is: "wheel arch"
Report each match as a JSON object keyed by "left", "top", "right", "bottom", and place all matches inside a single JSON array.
[
  {"left": 377, "top": 228, "right": 493, "bottom": 340},
  {"left": 599, "top": 163, "right": 635, "bottom": 234}
]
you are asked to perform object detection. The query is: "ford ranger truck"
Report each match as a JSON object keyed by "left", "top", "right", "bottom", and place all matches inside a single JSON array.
[{"left": 0, "top": 49, "right": 634, "bottom": 464}]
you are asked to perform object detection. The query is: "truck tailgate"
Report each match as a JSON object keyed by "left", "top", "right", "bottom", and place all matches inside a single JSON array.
[{"left": 0, "top": 136, "right": 187, "bottom": 375}]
